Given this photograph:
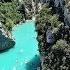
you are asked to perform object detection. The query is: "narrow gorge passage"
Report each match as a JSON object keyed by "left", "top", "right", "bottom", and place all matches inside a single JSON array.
[{"left": 0, "top": 20, "right": 39, "bottom": 70}]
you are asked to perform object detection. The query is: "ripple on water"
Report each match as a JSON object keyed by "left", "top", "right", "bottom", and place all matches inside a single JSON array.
[{"left": 12, "top": 66, "right": 16, "bottom": 70}]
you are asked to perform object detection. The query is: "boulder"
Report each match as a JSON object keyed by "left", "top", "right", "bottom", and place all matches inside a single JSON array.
[{"left": 0, "top": 23, "right": 15, "bottom": 52}]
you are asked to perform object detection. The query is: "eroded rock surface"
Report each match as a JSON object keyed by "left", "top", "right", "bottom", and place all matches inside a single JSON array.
[{"left": 0, "top": 23, "right": 15, "bottom": 51}]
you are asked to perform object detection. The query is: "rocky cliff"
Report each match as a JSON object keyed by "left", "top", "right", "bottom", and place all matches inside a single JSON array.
[
  {"left": 35, "top": 0, "right": 70, "bottom": 70},
  {"left": 0, "top": 22, "right": 15, "bottom": 52}
]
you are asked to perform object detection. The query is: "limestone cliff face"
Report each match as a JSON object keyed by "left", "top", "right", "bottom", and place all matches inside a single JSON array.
[{"left": 0, "top": 23, "right": 15, "bottom": 51}]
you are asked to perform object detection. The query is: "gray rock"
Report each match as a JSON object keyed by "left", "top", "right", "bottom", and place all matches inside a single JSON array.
[{"left": 0, "top": 23, "right": 15, "bottom": 52}]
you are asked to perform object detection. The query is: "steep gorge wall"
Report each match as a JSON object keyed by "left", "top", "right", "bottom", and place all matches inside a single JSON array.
[{"left": 35, "top": 0, "right": 70, "bottom": 70}]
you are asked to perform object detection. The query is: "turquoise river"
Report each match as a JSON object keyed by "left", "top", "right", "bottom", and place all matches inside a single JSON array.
[{"left": 0, "top": 20, "right": 40, "bottom": 70}]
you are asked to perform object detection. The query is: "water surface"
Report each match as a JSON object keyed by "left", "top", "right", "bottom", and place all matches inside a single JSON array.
[{"left": 0, "top": 20, "right": 39, "bottom": 70}]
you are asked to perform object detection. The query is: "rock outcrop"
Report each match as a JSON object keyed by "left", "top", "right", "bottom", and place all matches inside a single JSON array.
[
  {"left": 35, "top": 0, "right": 70, "bottom": 70},
  {"left": 0, "top": 22, "right": 15, "bottom": 52}
]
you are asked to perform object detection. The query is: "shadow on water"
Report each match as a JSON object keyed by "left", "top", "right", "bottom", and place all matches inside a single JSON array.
[{"left": 26, "top": 55, "right": 41, "bottom": 70}]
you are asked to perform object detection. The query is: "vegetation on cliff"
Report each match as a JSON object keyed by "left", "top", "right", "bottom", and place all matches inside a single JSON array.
[
  {"left": 35, "top": 5, "right": 62, "bottom": 54},
  {"left": 0, "top": 2, "right": 23, "bottom": 31},
  {"left": 35, "top": 3, "right": 70, "bottom": 70},
  {"left": 44, "top": 39, "right": 70, "bottom": 70}
]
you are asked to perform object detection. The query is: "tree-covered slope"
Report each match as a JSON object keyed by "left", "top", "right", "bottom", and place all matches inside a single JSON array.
[
  {"left": 35, "top": 3, "right": 70, "bottom": 70},
  {"left": 0, "top": 2, "right": 23, "bottom": 31}
]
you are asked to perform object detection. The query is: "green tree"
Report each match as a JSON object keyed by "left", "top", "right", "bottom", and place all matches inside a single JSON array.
[
  {"left": 0, "top": 2, "right": 22, "bottom": 31},
  {"left": 52, "top": 39, "right": 69, "bottom": 49}
]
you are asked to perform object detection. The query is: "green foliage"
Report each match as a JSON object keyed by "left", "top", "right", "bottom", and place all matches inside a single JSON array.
[
  {"left": 0, "top": 2, "right": 22, "bottom": 31},
  {"left": 35, "top": 5, "right": 69, "bottom": 57},
  {"left": 35, "top": 3, "right": 70, "bottom": 70},
  {"left": 36, "top": 6, "right": 61, "bottom": 28},
  {"left": 52, "top": 39, "right": 69, "bottom": 49},
  {"left": 48, "top": 14, "right": 61, "bottom": 27},
  {"left": 39, "top": 7, "right": 52, "bottom": 17}
]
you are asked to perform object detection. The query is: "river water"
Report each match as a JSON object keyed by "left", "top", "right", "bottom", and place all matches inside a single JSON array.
[{"left": 0, "top": 20, "right": 40, "bottom": 70}]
